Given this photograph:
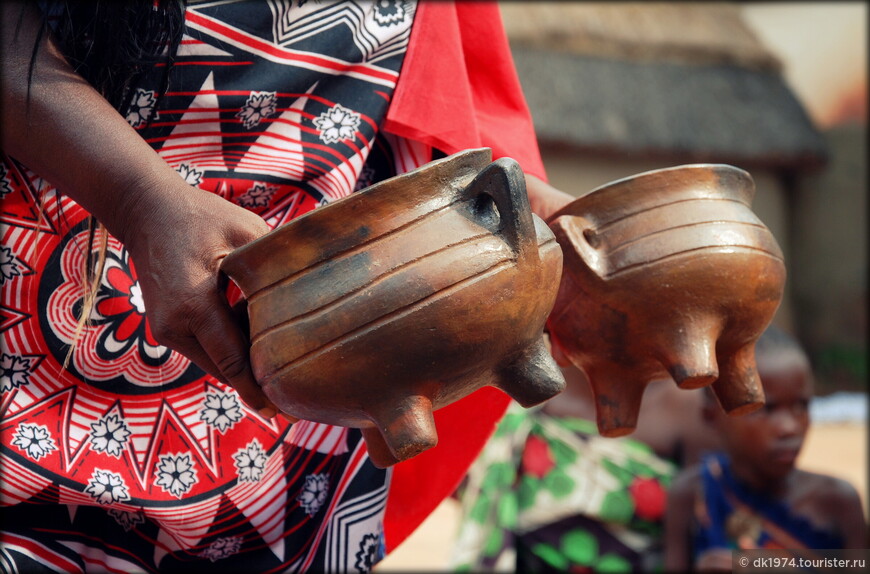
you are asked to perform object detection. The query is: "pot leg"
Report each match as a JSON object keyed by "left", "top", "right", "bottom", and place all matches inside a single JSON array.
[
  {"left": 585, "top": 365, "right": 648, "bottom": 437},
  {"left": 363, "top": 396, "right": 438, "bottom": 468},
  {"left": 655, "top": 324, "right": 720, "bottom": 390},
  {"left": 711, "top": 343, "right": 766, "bottom": 415},
  {"left": 495, "top": 337, "right": 566, "bottom": 407},
  {"left": 361, "top": 427, "right": 400, "bottom": 469}
]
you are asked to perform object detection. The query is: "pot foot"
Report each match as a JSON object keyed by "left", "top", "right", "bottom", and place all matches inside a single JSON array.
[
  {"left": 656, "top": 326, "right": 720, "bottom": 389},
  {"left": 495, "top": 337, "right": 566, "bottom": 407},
  {"left": 586, "top": 367, "right": 646, "bottom": 437},
  {"left": 712, "top": 343, "right": 765, "bottom": 415},
  {"left": 363, "top": 396, "right": 438, "bottom": 468}
]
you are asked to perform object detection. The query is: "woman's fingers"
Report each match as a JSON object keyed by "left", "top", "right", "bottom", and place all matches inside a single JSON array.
[
  {"left": 170, "top": 331, "right": 278, "bottom": 420},
  {"left": 186, "top": 296, "right": 278, "bottom": 419},
  {"left": 148, "top": 290, "right": 280, "bottom": 419},
  {"left": 203, "top": 310, "right": 278, "bottom": 419}
]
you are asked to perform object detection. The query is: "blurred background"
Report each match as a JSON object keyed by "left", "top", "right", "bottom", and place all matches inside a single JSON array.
[{"left": 378, "top": 2, "right": 867, "bottom": 569}]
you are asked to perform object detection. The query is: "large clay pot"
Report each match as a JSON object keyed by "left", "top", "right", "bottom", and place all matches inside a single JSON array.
[
  {"left": 547, "top": 164, "right": 786, "bottom": 437},
  {"left": 221, "top": 148, "right": 565, "bottom": 467}
]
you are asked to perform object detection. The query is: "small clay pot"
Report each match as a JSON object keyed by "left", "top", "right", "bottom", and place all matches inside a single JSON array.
[
  {"left": 221, "top": 148, "right": 565, "bottom": 467},
  {"left": 547, "top": 164, "right": 786, "bottom": 437}
]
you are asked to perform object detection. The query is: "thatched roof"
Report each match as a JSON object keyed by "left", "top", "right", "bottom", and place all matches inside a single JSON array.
[
  {"left": 501, "top": 2, "right": 781, "bottom": 71},
  {"left": 501, "top": 2, "right": 828, "bottom": 171}
]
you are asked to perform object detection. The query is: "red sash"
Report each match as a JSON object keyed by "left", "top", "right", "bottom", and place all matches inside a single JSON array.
[{"left": 383, "top": 0, "right": 546, "bottom": 550}]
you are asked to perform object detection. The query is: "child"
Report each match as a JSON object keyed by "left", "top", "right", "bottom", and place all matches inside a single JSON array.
[{"left": 664, "top": 326, "right": 867, "bottom": 571}]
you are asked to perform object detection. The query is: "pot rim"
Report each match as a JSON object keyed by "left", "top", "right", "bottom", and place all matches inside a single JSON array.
[
  {"left": 548, "top": 163, "right": 754, "bottom": 223},
  {"left": 220, "top": 148, "right": 494, "bottom": 293}
]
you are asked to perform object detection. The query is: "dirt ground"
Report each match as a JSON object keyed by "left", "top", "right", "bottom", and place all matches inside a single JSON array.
[{"left": 376, "top": 421, "right": 868, "bottom": 571}]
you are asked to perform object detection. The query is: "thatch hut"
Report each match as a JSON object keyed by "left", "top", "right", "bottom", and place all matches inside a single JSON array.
[{"left": 501, "top": 1, "right": 830, "bottom": 336}]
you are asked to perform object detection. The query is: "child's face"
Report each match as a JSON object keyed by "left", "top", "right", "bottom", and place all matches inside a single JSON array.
[{"left": 716, "top": 349, "right": 812, "bottom": 487}]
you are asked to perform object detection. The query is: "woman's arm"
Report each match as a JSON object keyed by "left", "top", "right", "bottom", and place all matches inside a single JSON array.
[
  {"left": 1, "top": 1, "right": 277, "bottom": 417},
  {"left": 524, "top": 173, "right": 575, "bottom": 222},
  {"left": 664, "top": 467, "right": 699, "bottom": 572}
]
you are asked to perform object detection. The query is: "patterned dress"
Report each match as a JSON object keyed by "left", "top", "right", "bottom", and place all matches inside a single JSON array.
[
  {"left": 0, "top": 1, "right": 427, "bottom": 571},
  {"left": 451, "top": 402, "right": 676, "bottom": 573}
]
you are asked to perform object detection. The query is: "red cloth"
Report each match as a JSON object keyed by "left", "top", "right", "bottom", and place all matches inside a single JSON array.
[
  {"left": 382, "top": 0, "right": 546, "bottom": 551},
  {"left": 384, "top": 1, "right": 546, "bottom": 180}
]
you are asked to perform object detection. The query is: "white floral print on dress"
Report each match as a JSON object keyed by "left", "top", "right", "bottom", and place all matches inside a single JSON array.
[
  {"left": 234, "top": 439, "right": 268, "bottom": 482},
  {"left": 126, "top": 89, "right": 157, "bottom": 128},
  {"left": 108, "top": 508, "right": 146, "bottom": 531},
  {"left": 237, "top": 91, "right": 278, "bottom": 129},
  {"left": 11, "top": 423, "right": 56, "bottom": 460},
  {"left": 313, "top": 104, "right": 361, "bottom": 144},
  {"left": 237, "top": 182, "right": 277, "bottom": 209},
  {"left": 0, "top": 246, "right": 22, "bottom": 285},
  {"left": 0, "top": 353, "right": 31, "bottom": 391},
  {"left": 154, "top": 453, "right": 197, "bottom": 498},
  {"left": 85, "top": 469, "right": 131, "bottom": 505},
  {"left": 199, "top": 536, "right": 243, "bottom": 562},
  {"left": 297, "top": 473, "right": 330, "bottom": 516},
  {"left": 90, "top": 414, "right": 131, "bottom": 457},
  {"left": 200, "top": 390, "right": 243, "bottom": 433},
  {"left": 176, "top": 163, "right": 204, "bottom": 187}
]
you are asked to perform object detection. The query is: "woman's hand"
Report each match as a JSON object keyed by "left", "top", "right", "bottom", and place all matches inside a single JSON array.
[{"left": 118, "top": 174, "right": 277, "bottom": 416}]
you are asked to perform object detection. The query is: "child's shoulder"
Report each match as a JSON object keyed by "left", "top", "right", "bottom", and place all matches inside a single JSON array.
[
  {"left": 791, "top": 468, "right": 865, "bottom": 526},
  {"left": 791, "top": 468, "right": 867, "bottom": 547},
  {"left": 792, "top": 468, "right": 862, "bottom": 504}
]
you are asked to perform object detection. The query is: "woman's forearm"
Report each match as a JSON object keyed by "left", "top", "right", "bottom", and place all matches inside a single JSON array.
[
  {"left": 1, "top": 0, "right": 184, "bottom": 245},
  {"left": 524, "top": 173, "right": 575, "bottom": 222},
  {"left": 1, "top": 1, "right": 278, "bottom": 417}
]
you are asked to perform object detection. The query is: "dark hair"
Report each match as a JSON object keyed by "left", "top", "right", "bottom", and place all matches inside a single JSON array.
[
  {"left": 32, "top": 0, "right": 186, "bottom": 115},
  {"left": 755, "top": 323, "right": 807, "bottom": 362}
]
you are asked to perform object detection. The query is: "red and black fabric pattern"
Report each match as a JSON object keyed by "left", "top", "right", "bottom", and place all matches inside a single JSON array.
[{"left": 1, "top": 1, "right": 426, "bottom": 571}]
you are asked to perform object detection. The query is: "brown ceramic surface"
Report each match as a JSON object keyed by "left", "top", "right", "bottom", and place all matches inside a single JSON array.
[
  {"left": 547, "top": 164, "right": 786, "bottom": 437},
  {"left": 221, "top": 148, "right": 565, "bottom": 467}
]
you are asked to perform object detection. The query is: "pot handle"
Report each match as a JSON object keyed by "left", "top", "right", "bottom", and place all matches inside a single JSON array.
[
  {"left": 549, "top": 214, "right": 607, "bottom": 278},
  {"left": 461, "top": 157, "right": 537, "bottom": 262}
]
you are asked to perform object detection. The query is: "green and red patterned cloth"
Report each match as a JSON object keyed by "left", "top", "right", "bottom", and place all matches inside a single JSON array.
[{"left": 452, "top": 402, "right": 677, "bottom": 573}]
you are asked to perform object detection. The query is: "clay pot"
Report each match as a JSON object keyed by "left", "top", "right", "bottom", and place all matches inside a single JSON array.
[
  {"left": 546, "top": 164, "right": 786, "bottom": 437},
  {"left": 220, "top": 148, "right": 565, "bottom": 467}
]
